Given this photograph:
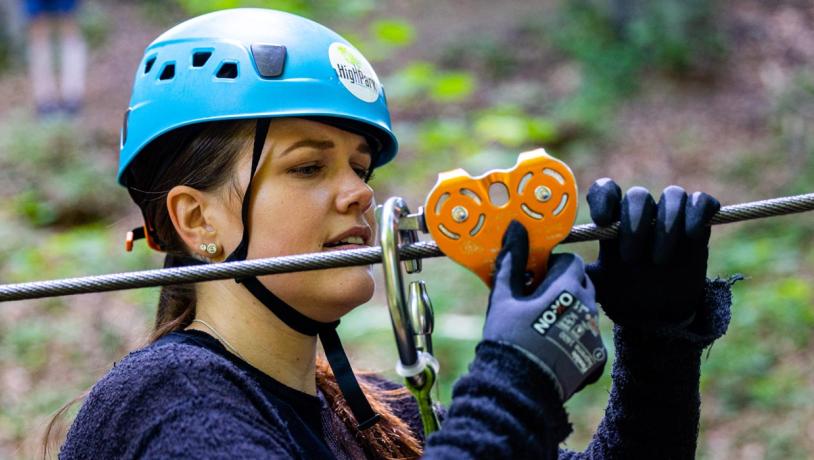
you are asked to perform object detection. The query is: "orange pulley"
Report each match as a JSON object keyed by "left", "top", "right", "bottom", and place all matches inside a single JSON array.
[{"left": 423, "top": 149, "right": 578, "bottom": 286}]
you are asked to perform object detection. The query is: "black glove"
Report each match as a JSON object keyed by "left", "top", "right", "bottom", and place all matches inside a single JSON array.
[
  {"left": 483, "top": 221, "right": 607, "bottom": 401},
  {"left": 585, "top": 178, "right": 720, "bottom": 328}
]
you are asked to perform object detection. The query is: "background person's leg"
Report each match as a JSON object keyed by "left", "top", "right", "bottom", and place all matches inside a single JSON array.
[
  {"left": 58, "top": 14, "right": 85, "bottom": 114},
  {"left": 26, "top": 13, "right": 59, "bottom": 115}
]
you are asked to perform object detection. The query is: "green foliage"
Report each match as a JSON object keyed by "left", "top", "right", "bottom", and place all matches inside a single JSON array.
[
  {"left": 0, "top": 117, "right": 127, "bottom": 228},
  {"left": 172, "top": 0, "right": 375, "bottom": 21},
  {"left": 0, "top": 1, "right": 808, "bottom": 456},
  {"left": 2, "top": 317, "right": 50, "bottom": 370},
  {"left": 374, "top": 105, "right": 559, "bottom": 191},
  {"left": 2, "top": 224, "right": 156, "bottom": 282},
  {"left": 703, "top": 70, "right": 814, "bottom": 426},
  {"left": 350, "top": 18, "right": 417, "bottom": 62},
  {"left": 552, "top": 0, "right": 725, "bottom": 75},
  {"left": 545, "top": 1, "right": 640, "bottom": 131},
  {"left": 77, "top": 2, "right": 111, "bottom": 49},
  {"left": 473, "top": 108, "right": 558, "bottom": 148},
  {"left": 431, "top": 72, "right": 476, "bottom": 103},
  {"left": 385, "top": 61, "right": 477, "bottom": 106},
  {"left": 415, "top": 118, "right": 473, "bottom": 154},
  {"left": 619, "top": 0, "right": 725, "bottom": 74},
  {"left": 176, "top": 0, "right": 311, "bottom": 16},
  {"left": 702, "top": 218, "right": 814, "bottom": 416},
  {"left": 546, "top": 0, "right": 725, "bottom": 133},
  {"left": 438, "top": 31, "right": 521, "bottom": 81},
  {"left": 772, "top": 69, "right": 814, "bottom": 195},
  {"left": 688, "top": 65, "right": 814, "bottom": 456},
  {"left": 0, "top": 18, "right": 10, "bottom": 74},
  {"left": 370, "top": 19, "right": 415, "bottom": 47}
]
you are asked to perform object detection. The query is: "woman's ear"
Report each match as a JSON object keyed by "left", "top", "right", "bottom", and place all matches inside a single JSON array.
[{"left": 166, "top": 185, "right": 221, "bottom": 258}]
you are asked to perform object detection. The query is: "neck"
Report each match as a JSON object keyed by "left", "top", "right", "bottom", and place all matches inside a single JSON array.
[{"left": 190, "top": 280, "right": 319, "bottom": 395}]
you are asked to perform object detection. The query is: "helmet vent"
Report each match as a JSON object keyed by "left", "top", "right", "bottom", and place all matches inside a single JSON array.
[
  {"left": 159, "top": 63, "right": 175, "bottom": 80},
  {"left": 216, "top": 62, "right": 239, "bottom": 79},
  {"left": 192, "top": 51, "right": 212, "bottom": 68},
  {"left": 121, "top": 109, "right": 130, "bottom": 147},
  {"left": 144, "top": 56, "right": 156, "bottom": 74}
]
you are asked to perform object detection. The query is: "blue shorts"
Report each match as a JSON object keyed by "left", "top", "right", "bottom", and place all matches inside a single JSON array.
[{"left": 23, "top": 0, "right": 79, "bottom": 18}]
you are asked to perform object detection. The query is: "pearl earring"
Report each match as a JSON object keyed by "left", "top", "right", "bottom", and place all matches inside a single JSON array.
[{"left": 199, "top": 243, "right": 218, "bottom": 255}]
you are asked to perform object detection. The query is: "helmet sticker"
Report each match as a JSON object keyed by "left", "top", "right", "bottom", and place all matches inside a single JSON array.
[{"left": 329, "top": 42, "right": 381, "bottom": 103}]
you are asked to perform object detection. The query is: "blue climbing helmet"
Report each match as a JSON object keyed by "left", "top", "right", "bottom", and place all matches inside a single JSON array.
[{"left": 118, "top": 7, "right": 397, "bottom": 186}]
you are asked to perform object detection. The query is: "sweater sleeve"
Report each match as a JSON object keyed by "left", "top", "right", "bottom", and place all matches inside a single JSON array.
[
  {"left": 423, "top": 341, "right": 571, "bottom": 460},
  {"left": 560, "top": 278, "right": 734, "bottom": 459}
]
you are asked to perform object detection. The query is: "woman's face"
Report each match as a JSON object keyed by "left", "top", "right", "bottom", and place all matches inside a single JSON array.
[{"left": 218, "top": 118, "right": 377, "bottom": 322}]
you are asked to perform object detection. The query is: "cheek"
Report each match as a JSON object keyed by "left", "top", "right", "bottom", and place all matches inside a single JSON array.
[
  {"left": 364, "top": 206, "right": 376, "bottom": 232},
  {"left": 248, "top": 185, "right": 330, "bottom": 257},
  {"left": 242, "top": 180, "right": 374, "bottom": 318}
]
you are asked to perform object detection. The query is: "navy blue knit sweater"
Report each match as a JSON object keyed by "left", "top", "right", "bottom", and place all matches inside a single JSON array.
[{"left": 60, "top": 279, "right": 732, "bottom": 459}]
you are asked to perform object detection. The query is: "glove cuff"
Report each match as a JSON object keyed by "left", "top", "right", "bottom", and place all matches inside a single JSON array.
[
  {"left": 496, "top": 341, "right": 566, "bottom": 400},
  {"left": 475, "top": 340, "right": 571, "bottom": 437}
]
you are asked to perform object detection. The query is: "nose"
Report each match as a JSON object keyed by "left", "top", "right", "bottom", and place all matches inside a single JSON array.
[{"left": 336, "top": 168, "right": 374, "bottom": 214}]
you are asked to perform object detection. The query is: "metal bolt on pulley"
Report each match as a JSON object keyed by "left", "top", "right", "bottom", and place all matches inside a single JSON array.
[
  {"left": 452, "top": 205, "right": 469, "bottom": 223},
  {"left": 535, "top": 185, "right": 552, "bottom": 202}
]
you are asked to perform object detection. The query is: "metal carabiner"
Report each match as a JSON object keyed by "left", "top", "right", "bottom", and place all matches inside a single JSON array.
[
  {"left": 378, "top": 197, "right": 419, "bottom": 372},
  {"left": 377, "top": 196, "right": 440, "bottom": 434}
]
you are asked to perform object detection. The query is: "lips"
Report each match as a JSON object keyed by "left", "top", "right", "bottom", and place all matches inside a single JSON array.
[{"left": 323, "top": 226, "right": 373, "bottom": 250}]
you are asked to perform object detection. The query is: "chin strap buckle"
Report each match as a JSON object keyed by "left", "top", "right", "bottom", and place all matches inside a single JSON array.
[
  {"left": 125, "top": 226, "right": 146, "bottom": 252},
  {"left": 124, "top": 225, "right": 164, "bottom": 252}
]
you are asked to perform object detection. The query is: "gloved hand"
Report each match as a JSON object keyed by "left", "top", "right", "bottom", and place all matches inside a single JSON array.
[
  {"left": 484, "top": 221, "right": 606, "bottom": 401},
  {"left": 585, "top": 178, "right": 721, "bottom": 328}
]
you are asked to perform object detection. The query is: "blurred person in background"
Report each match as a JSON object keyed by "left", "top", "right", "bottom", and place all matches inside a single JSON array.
[
  {"left": 46, "top": 8, "right": 733, "bottom": 459},
  {"left": 21, "top": 0, "right": 86, "bottom": 116}
]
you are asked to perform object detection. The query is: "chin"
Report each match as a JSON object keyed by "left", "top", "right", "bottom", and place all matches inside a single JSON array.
[
  {"left": 329, "top": 266, "right": 375, "bottom": 314},
  {"left": 268, "top": 266, "right": 375, "bottom": 322}
]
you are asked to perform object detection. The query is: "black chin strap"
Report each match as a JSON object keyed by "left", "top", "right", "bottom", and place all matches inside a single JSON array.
[{"left": 220, "top": 119, "right": 380, "bottom": 431}]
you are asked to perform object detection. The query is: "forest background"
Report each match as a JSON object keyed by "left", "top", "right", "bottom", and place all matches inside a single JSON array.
[{"left": 0, "top": 0, "right": 812, "bottom": 458}]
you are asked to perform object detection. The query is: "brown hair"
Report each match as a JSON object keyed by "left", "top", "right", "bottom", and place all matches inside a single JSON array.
[{"left": 44, "top": 120, "right": 422, "bottom": 459}]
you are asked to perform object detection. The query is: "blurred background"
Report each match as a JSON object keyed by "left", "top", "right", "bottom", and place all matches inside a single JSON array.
[{"left": 0, "top": 0, "right": 811, "bottom": 458}]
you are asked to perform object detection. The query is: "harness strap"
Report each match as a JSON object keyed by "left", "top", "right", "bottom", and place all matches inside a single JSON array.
[
  {"left": 239, "top": 277, "right": 334, "bottom": 336},
  {"left": 225, "top": 119, "right": 269, "bottom": 264},
  {"left": 320, "top": 327, "right": 381, "bottom": 430}
]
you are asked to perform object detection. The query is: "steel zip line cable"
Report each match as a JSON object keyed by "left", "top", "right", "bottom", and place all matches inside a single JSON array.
[{"left": 0, "top": 192, "right": 812, "bottom": 302}]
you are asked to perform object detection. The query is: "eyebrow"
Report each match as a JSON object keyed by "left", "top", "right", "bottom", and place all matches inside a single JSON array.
[
  {"left": 356, "top": 142, "right": 372, "bottom": 154},
  {"left": 280, "top": 139, "right": 372, "bottom": 156}
]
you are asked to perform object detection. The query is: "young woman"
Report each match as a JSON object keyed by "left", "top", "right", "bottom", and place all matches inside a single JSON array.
[{"left": 56, "top": 8, "right": 733, "bottom": 459}]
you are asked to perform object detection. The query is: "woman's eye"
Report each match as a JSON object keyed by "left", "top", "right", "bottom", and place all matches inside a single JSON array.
[
  {"left": 353, "top": 166, "right": 370, "bottom": 180},
  {"left": 288, "top": 164, "right": 325, "bottom": 177}
]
